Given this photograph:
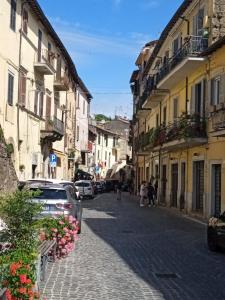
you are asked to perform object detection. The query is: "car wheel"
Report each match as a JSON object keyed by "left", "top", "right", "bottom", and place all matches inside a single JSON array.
[{"left": 207, "top": 228, "right": 218, "bottom": 252}]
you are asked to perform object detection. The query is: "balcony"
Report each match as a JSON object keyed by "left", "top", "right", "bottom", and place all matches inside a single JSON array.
[
  {"left": 211, "top": 109, "right": 225, "bottom": 137},
  {"left": 54, "top": 74, "right": 70, "bottom": 91},
  {"left": 135, "top": 98, "right": 150, "bottom": 119},
  {"left": 156, "top": 36, "right": 208, "bottom": 89},
  {"left": 34, "top": 49, "right": 56, "bottom": 75},
  {"left": 41, "top": 116, "right": 64, "bottom": 142},
  {"left": 153, "top": 115, "right": 207, "bottom": 151}
]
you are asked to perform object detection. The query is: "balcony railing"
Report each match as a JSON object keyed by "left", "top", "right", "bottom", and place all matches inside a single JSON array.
[
  {"left": 34, "top": 49, "right": 56, "bottom": 75},
  {"left": 41, "top": 116, "right": 64, "bottom": 142},
  {"left": 156, "top": 36, "right": 208, "bottom": 85},
  {"left": 212, "top": 109, "right": 225, "bottom": 131},
  {"left": 155, "top": 115, "right": 207, "bottom": 147},
  {"left": 54, "top": 74, "right": 70, "bottom": 91}
]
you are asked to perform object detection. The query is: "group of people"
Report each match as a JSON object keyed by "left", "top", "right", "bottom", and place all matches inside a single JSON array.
[{"left": 139, "top": 180, "right": 158, "bottom": 208}]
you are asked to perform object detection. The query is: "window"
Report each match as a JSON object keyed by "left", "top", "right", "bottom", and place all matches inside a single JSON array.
[
  {"left": 104, "top": 134, "right": 108, "bottom": 147},
  {"left": 163, "top": 106, "right": 167, "bottom": 124},
  {"left": 22, "top": 9, "right": 28, "bottom": 34},
  {"left": 172, "top": 35, "right": 181, "bottom": 56},
  {"left": 105, "top": 151, "right": 107, "bottom": 160},
  {"left": 156, "top": 114, "right": 159, "bottom": 127},
  {"left": 34, "top": 87, "right": 44, "bottom": 117},
  {"left": 81, "top": 152, "right": 86, "bottom": 165},
  {"left": 113, "top": 137, "right": 116, "bottom": 147},
  {"left": 173, "top": 98, "right": 178, "bottom": 119},
  {"left": 98, "top": 133, "right": 101, "bottom": 145},
  {"left": 83, "top": 100, "right": 85, "bottom": 115},
  {"left": 39, "top": 92, "right": 44, "bottom": 117},
  {"left": 193, "top": 8, "right": 204, "bottom": 36},
  {"left": 10, "top": 0, "right": 16, "bottom": 31},
  {"left": 76, "top": 125, "right": 79, "bottom": 141},
  {"left": 8, "top": 73, "right": 14, "bottom": 106},
  {"left": 19, "top": 71, "right": 27, "bottom": 106},
  {"left": 97, "top": 150, "right": 100, "bottom": 160},
  {"left": 77, "top": 93, "right": 80, "bottom": 108},
  {"left": 211, "top": 77, "right": 220, "bottom": 106}
]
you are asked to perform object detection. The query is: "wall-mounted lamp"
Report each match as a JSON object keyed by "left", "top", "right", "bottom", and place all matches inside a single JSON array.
[{"left": 193, "top": 153, "right": 200, "bottom": 157}]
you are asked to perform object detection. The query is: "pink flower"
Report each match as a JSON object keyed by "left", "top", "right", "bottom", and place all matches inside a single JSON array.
[
  {"left": 51, "top": 228, "right": 58, "bottom": 233},
  {"left": 59, "top": 221, "right": 64, "bottom": 225}
]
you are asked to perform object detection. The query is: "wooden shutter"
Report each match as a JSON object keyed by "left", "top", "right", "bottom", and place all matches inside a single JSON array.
[
  {"left": 219, "top": 74, "right": 225, "bottom": 105},
  {"left": 39, "top": 92, "right": 44, "bottom": 117},
  {"left": 8, "top": 73, "right": 14, "bottom": 106},
  {"left": 46, "top": 96, "right": 51, "bottom": 118},
  {"left": 200, "top": 79, "right": 206, "bottom": 117},
  {"left": 190, "top": 85, "right": 195, "bottom": 114},
  {"left": 34, "top": 91, "right": 38, "bottom": 114},
  {"left": 210, "top": 78, "right": 214, "bottom": 106},
  {"left": 22, "top": 9, "right": 28, "bottom": 34},
  {"left": 19, "top": 73, "right": 26, "bottom": 106}
]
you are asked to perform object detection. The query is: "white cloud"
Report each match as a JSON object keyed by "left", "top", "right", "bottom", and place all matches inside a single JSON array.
[{"left": 141, "top": 0, "right": 160, "bottom": 9}]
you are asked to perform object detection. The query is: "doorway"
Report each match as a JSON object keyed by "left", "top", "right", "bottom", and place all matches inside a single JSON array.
[
  {"left": 171, "top": 163, "right": 178, "bottom": 207},
  {"left": 180, "top": 162, "right": 186, "bottom": 210},
  {"left": 193, "top": 161, "right": 204, "bottom": 211},
  {"left": 161, "top": 165, "right": 167, "bottom": 203},
  {"left": 212, "top": 164, "right": 221, "bottom": 216}
]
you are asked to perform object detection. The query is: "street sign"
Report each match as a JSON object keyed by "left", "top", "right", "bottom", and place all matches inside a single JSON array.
[{"left": 49, "top": 154, "right": 57, "bottom": 168}]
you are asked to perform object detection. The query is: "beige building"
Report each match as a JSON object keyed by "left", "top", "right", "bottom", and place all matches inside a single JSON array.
[
  {"left": 131, "top": 0, "right": 225, "bottom": 219},
  {"left": 0, "top": 0, "right": 91, "bottom": 181}
]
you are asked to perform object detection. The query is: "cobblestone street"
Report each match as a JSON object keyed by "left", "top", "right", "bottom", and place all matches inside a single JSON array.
[{"left": 42, "top": 193, "right": 225, "bottom": 300}]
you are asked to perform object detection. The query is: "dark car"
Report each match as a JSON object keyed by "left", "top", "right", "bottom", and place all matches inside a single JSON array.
[
  {"left": 105, "top": 180, "right": 119, "bottom": 192},
  {"left": 207, "top": 212, "right": 225, "bottom": 251},
  {"left": 95, "top": 181, "right": 103, "bottom": 193}
]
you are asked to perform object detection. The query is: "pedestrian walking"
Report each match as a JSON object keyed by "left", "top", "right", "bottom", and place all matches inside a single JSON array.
[
  {"left": 139, "top": 181, "right": 147, "bottom": 207},
  {"left": 147, "top": 182, "right": 155, "bottom": 207},
  {"left": 117, "top": 181, "right": 122, "bottom": 200}
]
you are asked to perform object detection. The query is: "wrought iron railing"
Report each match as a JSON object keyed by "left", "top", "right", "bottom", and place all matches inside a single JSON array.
[
  {"left": 156, "top": 36, "right": 208, "bottom": 85},
  {"left": 46, "top": 117, "right": 64, "bottom": 136},
  {"left": 211, "top": 109, "right": 225, "bottom": 130},
  {"left": 37, "top": 49, "right": 55, "bottom": 68}
]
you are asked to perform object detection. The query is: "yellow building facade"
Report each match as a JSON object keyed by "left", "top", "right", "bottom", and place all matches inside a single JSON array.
[{"left": 131, "top": 0, "right": 225, "bottom": 219}]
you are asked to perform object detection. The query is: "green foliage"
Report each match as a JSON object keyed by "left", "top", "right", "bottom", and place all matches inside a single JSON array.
[
  {"left": 95, "top": 114, "right": 111, "bottom": 122},
  {"left": 0, "top": 189, "right": 43, "bottom": 251},
  {"left": 0, "top": 126, "right": 3, "bottom": 142},
  {"left": 5, "top": 143, "right": 14, "bottom": 157}
]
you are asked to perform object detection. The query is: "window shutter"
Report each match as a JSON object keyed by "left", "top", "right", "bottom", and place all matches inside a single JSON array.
[
  {"left": 210, "top": 79, "right": 214, "bottom": 106},
  {"left": 200, "top": 79, "right": 206, "bottom": 117},
  {"left": 19, "top": 74, "right": 26, "bottom": 106},
  {"left": 39, "top": 92, "right": 44, "bottom": 117},
  {"left": 190, "top": 85, "right": 195, "bottom": 114},
  {"left": 34, "top": 91, "right": 38, "bottom": 114},
  {"left": 219, "top": 74, "right": 225, "bottom": 104},
  {"left": 8, "top": 73, "right": 14, "bottom": 106}
]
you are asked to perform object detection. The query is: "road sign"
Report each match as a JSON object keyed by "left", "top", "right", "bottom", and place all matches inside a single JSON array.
[{"left": 49, "top": 154, "right": 57, "bottom": 167}]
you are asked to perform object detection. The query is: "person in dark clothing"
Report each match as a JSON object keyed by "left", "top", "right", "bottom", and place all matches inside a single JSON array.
[
  {"left": 147, "top": 182, "right": 155, "bottom": 207},
  {"left": 117, "top": 181, "right": 122, "bottom": 200}
]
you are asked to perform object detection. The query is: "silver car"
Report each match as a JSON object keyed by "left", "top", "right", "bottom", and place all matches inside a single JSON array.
[{"left": 29, "top": 183, "right": 82, "bottom": 233}]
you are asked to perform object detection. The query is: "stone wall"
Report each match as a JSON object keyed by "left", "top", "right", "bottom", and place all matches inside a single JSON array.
[
  {"left": 0, "top": 126, "right": 17, "bottom": 192},
  {"left": 212, "top": 0, "right": 225, "bottom": 42}
]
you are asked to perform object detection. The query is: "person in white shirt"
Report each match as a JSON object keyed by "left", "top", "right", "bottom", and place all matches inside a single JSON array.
[{"left": 139, "top": 181, "right": 147, "bottom": 207}]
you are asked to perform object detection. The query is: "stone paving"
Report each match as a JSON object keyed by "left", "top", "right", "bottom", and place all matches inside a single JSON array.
[{"left": 41, "top": 192, "right": 225, "bottom": 300}]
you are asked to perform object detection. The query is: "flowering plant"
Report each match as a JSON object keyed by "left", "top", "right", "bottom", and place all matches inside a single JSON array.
[
  {"left": 0, "top": 249, "right": 39, "bottom": 300},
  {"left": 37, "top": 215, "right": 79, "bottom": 259}
]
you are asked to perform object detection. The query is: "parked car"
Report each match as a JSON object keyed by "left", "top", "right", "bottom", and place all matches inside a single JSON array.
[
  {"left": 207, "top": 212, "right": 225, "bottom": 251},
  {"left": 100, "top": 181, "right": 106, "bottom": 192},
  {"left": 74, "top": 180, "right": 94, "bottom": 199},
  {"left": 28, "top": 183, "right": 82, "bottom": 234},
  {"left": 92, "top": 182, "right": 98, "bottom": 195},
  {"left": 95, "top": 181, "right": 103, "bottom": 193},
  {"left": 26, "top": 179, "right": 80, "bottom": 200}
]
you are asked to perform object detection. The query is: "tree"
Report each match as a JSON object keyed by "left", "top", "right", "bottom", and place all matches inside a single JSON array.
[{"left": 95, "top": 114, "right": 111, "bottom": 122}]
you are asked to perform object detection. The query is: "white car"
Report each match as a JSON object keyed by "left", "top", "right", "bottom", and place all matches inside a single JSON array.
[
  {"left": 74, "top": 180, "right": 94, "bottom": 199},
  {"left": 26, "top": 179, "right": 80, "bottom": 199}
]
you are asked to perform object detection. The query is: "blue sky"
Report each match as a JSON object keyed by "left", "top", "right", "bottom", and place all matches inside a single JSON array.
[{"left": 38, "top": 0, "right": 182, "bottom": 118}]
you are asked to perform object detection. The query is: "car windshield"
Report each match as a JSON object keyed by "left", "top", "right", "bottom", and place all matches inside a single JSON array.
[
  {"left": 75, "top": 182, "right": 90, "bottom": 187},
  {"left": 31, "top": 188, "right": 67, "bottom": 200}
]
